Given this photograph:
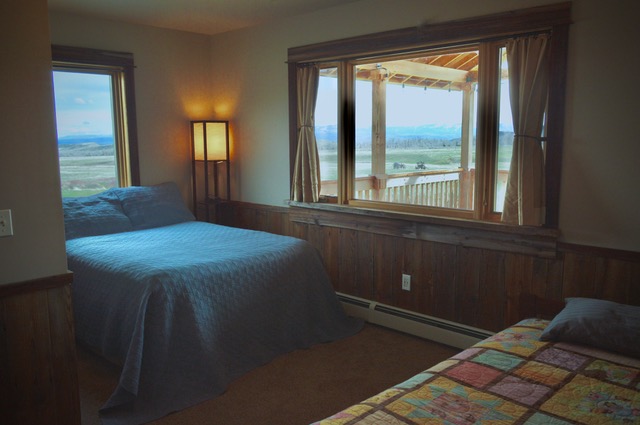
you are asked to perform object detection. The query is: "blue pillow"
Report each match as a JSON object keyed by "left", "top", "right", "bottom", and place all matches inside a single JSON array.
[
  {"left": 62, "top": 189, "right": 133, "bottom": 240},
  {"left": 115, "top": 182, "right": 195, "bottom": 230},
  {"left": 540, "top": 297, "right": 640, "bottom": 357}
]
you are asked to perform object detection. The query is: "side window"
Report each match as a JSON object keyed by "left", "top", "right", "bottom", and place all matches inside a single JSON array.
[
  {"left": 317, "top": 66, "right": 339, "bottom": 198},
  {"left": 52, "top": 45, "right": 139, "bottom": 197}
]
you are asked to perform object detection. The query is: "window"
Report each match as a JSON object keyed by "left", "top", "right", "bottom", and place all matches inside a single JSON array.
[
  {"left": 52, "top": 45, "right": 140, "bottom": 197},
  {"left": 290, "top": 3, "right": 570, "bottom": 227}
]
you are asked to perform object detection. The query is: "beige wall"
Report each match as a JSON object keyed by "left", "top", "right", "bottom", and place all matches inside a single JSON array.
[
  {"left": 38, "top": 0, "right": 640, "bottom": 255},
  {"left": 559, "top": 0, "right": 640, "bottom": 251},
  {"left": 209, "top": 0, "right": 640, "bottom": 252},
  {"left": 0, "top": 0, "right": 68, "bottom": 284},
  {"left": 49, "top": 11, "right": 215, "bottom": 201}
]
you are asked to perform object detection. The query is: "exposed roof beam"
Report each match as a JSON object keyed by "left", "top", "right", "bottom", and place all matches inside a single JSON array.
[{"left": 359, "top": 60, "right": 470, "bottom": 83}]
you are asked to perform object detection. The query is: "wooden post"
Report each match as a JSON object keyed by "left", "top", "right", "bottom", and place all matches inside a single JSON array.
[
  {"left": 460, "top": 84, "right": 476, "bottom": 209},
  {"left": 372, "top": 69, "right": 387, "bottom": 201}
]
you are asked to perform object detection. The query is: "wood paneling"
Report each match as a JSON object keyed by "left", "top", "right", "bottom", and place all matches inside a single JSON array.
[
  {"left": 0, "top": 274, "right": 80, "bottom": 425},
  {"left": 217, "top": 201, "right": 640, "bottom": 332}
]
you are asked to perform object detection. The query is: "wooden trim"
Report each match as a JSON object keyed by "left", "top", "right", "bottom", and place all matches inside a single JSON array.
[
  {"left": 289, "top": 200, "right": 557, "bottom": 237},
  {"left": 544, "top": 23, "right": 570, "bottom": 228},
  {"left": 475, "top": 42, "right": 500, "bottom": 220},
  {"left": 288, "top": 62, "right": 298, "bottom": 188},
  {"left": 217, "top": 200, "right": 640, "bottom": 331},
  {"left": 288, "top": 2, "right": 571, "bottom": 62},
  {"left": 339, "top": 62, "right": 355, "bottom": 204},
  {"left": 123, "top": 59, "right": 140, "bottom": 186},
  {"left": 559, "top": 242, "right": 640, "bottom": 262},
  {"left": 52, "top": 45, "right": 134, "bottom": 67},
  {"left": 0, "top": 272, "right": 73, "bottom": 299},
  {"left": 0, "top": 273, "right": 80, "bottom": 425},
  {"left": 288, "top": 201, "right": 558, "bottom": 258}
]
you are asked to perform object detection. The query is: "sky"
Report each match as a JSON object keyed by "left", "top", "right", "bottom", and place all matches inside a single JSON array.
[
  {"left": 51, "top": 69, "right": 513, "bottom": 138},
  {"left": 315, "top": 75, "right": 513, "bottom": 130},
  {"left": 52, "top": 71, "right": 114, "bottom": 138}
]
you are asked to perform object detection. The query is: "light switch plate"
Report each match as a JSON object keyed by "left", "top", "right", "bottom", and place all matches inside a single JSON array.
[{"left": 0, "top": 209, "right": 14, "bottom": 237}]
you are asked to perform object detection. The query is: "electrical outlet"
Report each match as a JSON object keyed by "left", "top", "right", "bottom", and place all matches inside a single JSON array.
[
  {"left": 401, "top": 273, "right": 411, "bottom": 291},
  {"left": 0, "top": 209, "right": 13, "bottom": 237}
]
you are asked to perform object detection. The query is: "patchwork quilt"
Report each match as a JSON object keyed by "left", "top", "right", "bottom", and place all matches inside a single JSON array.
[{"left": 313, "top": 319, "right": 640, "bottom": 424}]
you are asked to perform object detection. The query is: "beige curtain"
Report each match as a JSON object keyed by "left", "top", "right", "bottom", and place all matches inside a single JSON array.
[
  {"left": 291, "top": 65, "right": 321, "bottom": 202},
  {"left": 501, "top": 34, "right": 550, "bottom": 226}
]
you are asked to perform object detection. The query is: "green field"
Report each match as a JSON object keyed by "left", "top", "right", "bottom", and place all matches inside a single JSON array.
[
  {"left": 59, "top": 155, "right": 117, "bottom": 198},
  {"left": 57, "top": 143, "right": 513, "bottom": 198},
  {"left": 319, "top": 146, "right": 512, "bottom": 180}
]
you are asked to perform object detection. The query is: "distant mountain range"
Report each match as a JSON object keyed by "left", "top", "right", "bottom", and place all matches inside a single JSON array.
[
  {"left": 316, "top": 124, "right": 513, "bottom": 145},
  {"left": 58, "top": 135, "right": 114, "bottom": 157},
  {"left": 315, "top": 124, "right": 464, "bottom": 144},
  {"left": 58, "top": 135, "right": 114, "bottom": 145}
]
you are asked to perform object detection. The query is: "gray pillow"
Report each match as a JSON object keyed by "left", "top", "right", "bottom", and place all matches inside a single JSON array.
[
  {"left": 116, "top": 182, "right": 195, "bottom": 230},
  {"left": 62, "top": 189, "right": 133, "bottom": 240},
  {"left": 540, "top": 297, "right": 640, "bottom": 357}
]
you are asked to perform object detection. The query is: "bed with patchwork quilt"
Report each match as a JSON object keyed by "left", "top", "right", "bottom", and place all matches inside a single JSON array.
[{"left": 313, "top": 298, "right": 640, "bottom": 424}]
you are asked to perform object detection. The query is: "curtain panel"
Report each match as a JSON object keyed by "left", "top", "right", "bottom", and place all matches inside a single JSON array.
[
  {"left": 291, "top": 65, "right": 321, "bottom": 202},
  {"left": 502, "top": 34, "right": 550, "bottom": 226}
]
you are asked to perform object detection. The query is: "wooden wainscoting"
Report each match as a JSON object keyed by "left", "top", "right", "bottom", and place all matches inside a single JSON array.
[
  {"left": 0, "top": 273, "right": 80, "bottom": 425},
  {"left": 216, "top": 201, "right": 640, "bottom": 333}
]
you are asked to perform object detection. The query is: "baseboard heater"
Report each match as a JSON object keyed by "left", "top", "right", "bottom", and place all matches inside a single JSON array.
[{"left": 337, "top": 292, "right": 493, "bottom": 350}]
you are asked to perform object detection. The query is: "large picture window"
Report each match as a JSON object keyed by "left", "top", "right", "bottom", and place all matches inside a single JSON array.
[{"left": 289, "top": 3, "right": 570, "bottom": 227}]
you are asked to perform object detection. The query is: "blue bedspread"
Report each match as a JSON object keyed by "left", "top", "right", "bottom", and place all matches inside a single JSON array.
[{"left": 68, "top": 221, "right": 363, "bottom": 425}]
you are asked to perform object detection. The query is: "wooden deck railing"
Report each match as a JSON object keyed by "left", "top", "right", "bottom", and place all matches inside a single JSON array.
[
  {"left": 357, "top": 169, "right": 468, "bottom": 208},
  {"left": 321, "top": 169, "right": 508, "bottom": 209}
]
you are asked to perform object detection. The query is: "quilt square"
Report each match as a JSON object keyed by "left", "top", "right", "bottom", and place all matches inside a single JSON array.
[
  {"left": 388, "top": 376, "right": 527, "bottom": 425},
  {"left": 472, "top": 350, "right": 524, "bottom": 372},
  {"left": 555, "top": 342, "right": 640, "bottom": 370},
  {"left": 396, "top": 372, "right": 434, "bottom": 389},
  {"left": 517, "top": 318, "right": 551, "bottom": 330},
  {"left": 363, "top": 387, "right": 404, "bottom": 406},
  {"left": 427, "top": 359, "right": 459, "bottom": 373},
  {"left": 314, "top": 403, "right": 375, "bottom": 424},
  {"left": 542, "top": 375, "right": 640, "bottom": 424},
  {"left": 523, "top": 412, "right": 574, "bottom": 424},
  {"left": 489, "top": 375, "right": 552, "bottom": 406},
  {"left": 514, "top": 360, "right": 570, "bottom": 387},
  {"left": 347, "top": 409, "right": 414, "bottom": 425},
  {"left": 584, "top": 359, "right": 639, "bottom": 386},
  {"left": 445, "top": 361, "right": 502, "bottom": 388},
  {"left": 477, "top": 327, "right": 548, "bottom": 357},
  {"left": 535, "top": 347, "right": 588, "bottom": 371}
]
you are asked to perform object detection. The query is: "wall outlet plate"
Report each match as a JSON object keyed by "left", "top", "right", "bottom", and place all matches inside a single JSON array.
[
  {"left": 402, "top": 273, "right": 411, "bottom": 291},
  {"left": 0, "top": 209, "right": 13, "bottom": 237}
]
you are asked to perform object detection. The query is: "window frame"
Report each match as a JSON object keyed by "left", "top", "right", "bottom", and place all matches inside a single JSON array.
[
  {"left": 288, "top": 2, "right": 570, "bottom": 228},
  {"left": 52, "top": 45, "right": 141, "bottom": 188}
]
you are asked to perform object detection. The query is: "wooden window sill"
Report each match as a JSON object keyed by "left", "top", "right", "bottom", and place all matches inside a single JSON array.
[{"left": 288, "top": 201, "right": 558, "bottom": 258}]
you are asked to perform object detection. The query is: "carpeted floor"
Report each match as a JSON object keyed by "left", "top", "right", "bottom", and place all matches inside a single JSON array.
[{"left": 77, "top": 324, "right": 459, "bottom": 425}]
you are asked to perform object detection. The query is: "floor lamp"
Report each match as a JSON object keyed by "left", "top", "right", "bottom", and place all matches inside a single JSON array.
[{"left": 191, "top": 120, "right": 230, "bottom": 221}]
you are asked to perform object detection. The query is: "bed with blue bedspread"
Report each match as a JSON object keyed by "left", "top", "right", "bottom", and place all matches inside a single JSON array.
[{"left": 63, "top": 182, "right": 363, "bottom": 425}]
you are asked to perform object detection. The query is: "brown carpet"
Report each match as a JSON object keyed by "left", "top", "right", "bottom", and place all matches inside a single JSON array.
[{"left": 77, "top": 324, "right": 459, "bottom": 425}]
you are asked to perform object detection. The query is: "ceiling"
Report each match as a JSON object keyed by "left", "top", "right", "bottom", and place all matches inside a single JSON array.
[{"left": 48, "top": 0, "right": 362, "bottom": 36}]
